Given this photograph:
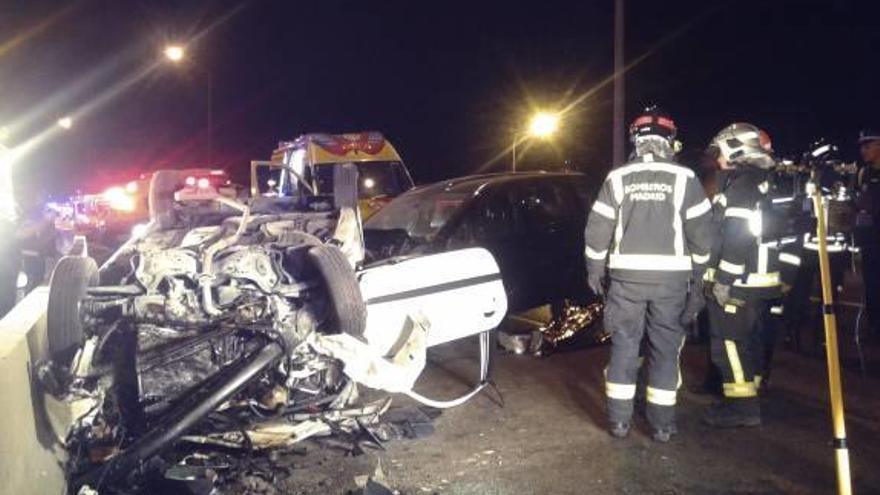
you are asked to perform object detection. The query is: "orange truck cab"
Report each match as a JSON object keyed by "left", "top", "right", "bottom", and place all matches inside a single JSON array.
[{"left": 254, "top": 132, "right": 414, "bottom": 219}]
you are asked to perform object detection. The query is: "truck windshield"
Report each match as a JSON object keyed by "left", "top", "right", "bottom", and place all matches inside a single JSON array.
[{"left": 313, "top": 161, "right": 413, "bottom": 199}]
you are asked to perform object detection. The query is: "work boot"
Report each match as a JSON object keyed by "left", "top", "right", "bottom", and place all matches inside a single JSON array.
[
  {"left": 702, "top": 400, "right": 761, "bottom": 428},
  {"left": 609, "top": 421, "right": 631, "bottom": 439},
  {"left": 651, "top": 424, "right": 678, "bottom": 443}
]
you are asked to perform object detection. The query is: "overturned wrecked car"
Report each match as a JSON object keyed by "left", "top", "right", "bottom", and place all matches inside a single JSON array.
[{"left": 39, "top": 162, "right": 507, "bottom": 492}]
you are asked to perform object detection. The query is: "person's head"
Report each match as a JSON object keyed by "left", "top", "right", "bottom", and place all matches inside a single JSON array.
[
  {"left": 629, "top": 105, "right": 678, "bottom": 160},
  {"left": 710, "top": 122, "right": 775, "bottom": 170},
  {"left": 858, "top": 129, "right": 880, "bottom": 166}
]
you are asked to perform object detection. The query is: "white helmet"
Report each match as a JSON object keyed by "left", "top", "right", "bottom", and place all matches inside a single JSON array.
[{"left": 711, "top": 122, "right": 775, "bottom": 169}]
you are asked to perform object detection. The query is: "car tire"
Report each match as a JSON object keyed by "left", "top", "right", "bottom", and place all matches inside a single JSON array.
[
  {"left": 47, "top": 256, "right": 99, "bottom": 363},
  {"left": 306, "top": 245, "right": 366, "bottom": 338}
]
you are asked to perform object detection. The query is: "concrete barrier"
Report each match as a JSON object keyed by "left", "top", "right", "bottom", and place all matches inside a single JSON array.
[{"left": 0, "top": 287, "right": 67, "bottom": 494}]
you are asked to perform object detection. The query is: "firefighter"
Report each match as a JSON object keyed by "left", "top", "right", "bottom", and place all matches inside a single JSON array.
[
  {"left": 855, "top": 129, "right": 880, "bottom": 338},
  {"left": 0, "top": 145, "right": 18, "bottom": 319},
  {"left": 703, "top": 123, "right": 794, "bottom": 428},
  {"left": 585, "top": 106, "right": 713, "bottom": 442},
  {"left": 784, "top": 140, "right": 851, "bottom": 352}
]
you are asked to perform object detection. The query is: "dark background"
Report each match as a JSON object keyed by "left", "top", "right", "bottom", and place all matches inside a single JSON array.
[{"left": 1, "top": 0, "right": 878, "bottom": 198}]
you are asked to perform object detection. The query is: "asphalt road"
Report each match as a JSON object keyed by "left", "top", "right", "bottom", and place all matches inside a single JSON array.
[{"left": 275, "top": 324, "right": 880, "bottom": 495}]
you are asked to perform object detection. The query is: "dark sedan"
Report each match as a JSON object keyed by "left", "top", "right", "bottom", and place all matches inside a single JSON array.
[{"left": 364, "top": 171, "right": 599, "bottom": 313}]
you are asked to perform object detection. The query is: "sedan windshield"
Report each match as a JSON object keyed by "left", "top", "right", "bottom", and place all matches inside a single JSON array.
[{"left": 365, "top": 188, "right": 469, "bottom": 241}]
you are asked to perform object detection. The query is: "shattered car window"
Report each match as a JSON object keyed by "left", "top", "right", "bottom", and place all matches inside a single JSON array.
[{"left": 366, "top": 188, "right": 469, "bottom": 241}]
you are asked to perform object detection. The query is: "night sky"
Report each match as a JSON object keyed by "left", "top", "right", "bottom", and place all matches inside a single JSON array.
[{"left": 1, "top": 0, "right": 878, "bottom": 198}]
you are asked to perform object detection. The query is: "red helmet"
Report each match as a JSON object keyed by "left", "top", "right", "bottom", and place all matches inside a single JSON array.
[{"left": 629, "top": 106, "right": 677, "bottom": 143}]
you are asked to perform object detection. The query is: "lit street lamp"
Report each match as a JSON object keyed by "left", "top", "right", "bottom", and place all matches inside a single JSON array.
[
  {"left": 57, "top": 116, "right": 73, "bottom": 130},
  {"left": 163, "top": 44, "right": 214, "bottom": 163},
  {"left": 164, "top": 44, "right": 185, "bottom": 63},
  {"left": 512, "top": 111, "right": 560, "bottom": 172}
]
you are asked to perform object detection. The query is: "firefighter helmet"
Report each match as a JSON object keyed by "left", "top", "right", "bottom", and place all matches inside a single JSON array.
[
  {"left": 710, "top": 122, "right": 775, "bottom": 169},
  {"left": 629, "top": 106, "right": 677, "bottom": 144},
  {"left": 802, "top": 139, "right": 840, "bottom": 167}
]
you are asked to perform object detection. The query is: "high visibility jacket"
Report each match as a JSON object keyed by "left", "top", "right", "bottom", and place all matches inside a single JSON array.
[
  {"left": 710, "top": 166, "right": 800, "bottom": 298},
  {"left": 585, "top": 153, "right": 713, "bottom": 283}
]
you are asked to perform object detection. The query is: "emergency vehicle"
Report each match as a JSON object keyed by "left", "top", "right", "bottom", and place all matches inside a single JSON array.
[{"left": 252, "top": 132, "right": 414, "bottom": 219}]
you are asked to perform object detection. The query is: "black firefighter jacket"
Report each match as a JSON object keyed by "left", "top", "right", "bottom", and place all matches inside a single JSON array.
[
  {"left": 709, "top": 166, "right": 801, "bottom": 300},
  {"left": 584, "top": 154, "right": 714, "bottom": 284}
]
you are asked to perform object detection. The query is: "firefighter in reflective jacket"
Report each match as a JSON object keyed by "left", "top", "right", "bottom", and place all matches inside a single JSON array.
[
  {"left": 585, "top": 107, "right": 713, "bottom": 442},
  {"left": 703, "top": 123, "right": 796, "bottom": 428}
]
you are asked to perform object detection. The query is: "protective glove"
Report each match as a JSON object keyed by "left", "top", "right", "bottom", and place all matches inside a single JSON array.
[
  {"left": 588, "top": 270, "right": 605, "bottom": 298},
  {"left": 712, "top": 282, "right": 731, "bottom": 307},
  {"left": 680, "top": 280, "right": 706, "bottom": 328}
]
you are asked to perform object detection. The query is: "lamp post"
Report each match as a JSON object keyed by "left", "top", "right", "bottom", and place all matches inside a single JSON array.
[
  {"left": 164, "top": 44, "right": 214, "bottom": 163},
  {"left": 512, "top": 112, "right": 560, "bottom": 172}
]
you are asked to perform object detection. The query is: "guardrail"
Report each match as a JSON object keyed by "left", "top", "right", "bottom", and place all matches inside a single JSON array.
[{"left": 0, "top": 287, "right": 67, "bottom": 494}]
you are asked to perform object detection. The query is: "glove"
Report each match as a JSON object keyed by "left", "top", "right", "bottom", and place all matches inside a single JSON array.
[
  {"left": 712, "top": 282, "right": 731, "bottom": 306},
  {"left": 588, "top": 270, "right": 605, "bottom": 298},
  {"left": 680, "top": 280, "right": 706, "bottom": 327}
]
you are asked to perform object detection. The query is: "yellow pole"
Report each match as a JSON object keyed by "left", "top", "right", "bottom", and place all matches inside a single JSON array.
[{"left": 811, "top": 184, "right": 853, "bottom": 495}]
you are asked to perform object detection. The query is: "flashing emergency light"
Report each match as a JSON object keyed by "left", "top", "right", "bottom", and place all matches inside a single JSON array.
[{"left": 103, "top": 186, "right": 135, "bottom": 212}]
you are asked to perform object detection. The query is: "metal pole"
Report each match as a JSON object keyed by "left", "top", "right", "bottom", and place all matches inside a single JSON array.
[
  {"left": 612, "top": 0, "right": 625, "bottom": 166},
  {"left": 811, "top": 183, "right": 853, "bottom": 495}
]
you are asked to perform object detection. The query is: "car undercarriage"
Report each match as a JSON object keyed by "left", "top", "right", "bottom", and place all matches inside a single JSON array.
[{"left": 39, "top": 165, "right": 507, "bottom": 493}]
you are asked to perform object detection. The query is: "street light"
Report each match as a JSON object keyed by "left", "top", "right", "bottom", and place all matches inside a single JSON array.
[
  {"left": 57, "top": 116, "right": 73, "bottom": 130},
  {"left": 512, "top": 111, "right": 560, "bottom": 172},
  {"left": 164, "top": 44, "right": 185, "bottom": 63}
]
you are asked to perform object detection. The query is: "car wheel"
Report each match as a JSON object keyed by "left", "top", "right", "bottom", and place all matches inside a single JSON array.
[
  {"left": 306, "top": 245, "right": 366, "bottom": 338},
  {"left": 47, "top": 256, "right": 99, "bottom": 364}
]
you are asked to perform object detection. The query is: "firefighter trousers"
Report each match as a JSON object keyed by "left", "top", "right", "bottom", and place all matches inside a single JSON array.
[
  {"left": 707, "top": 295, "right": 765, "bottom": 406},
  {"left": 604, "top": 279, "right": 687, "bottom": 429}
]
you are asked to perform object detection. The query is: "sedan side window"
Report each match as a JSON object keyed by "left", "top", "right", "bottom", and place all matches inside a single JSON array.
[
  {"left": 511, "top": 182, "right": 568, "bottom": 233},
  {"left": 448, "top": 192, "right": 513, "bottom": 249}
]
